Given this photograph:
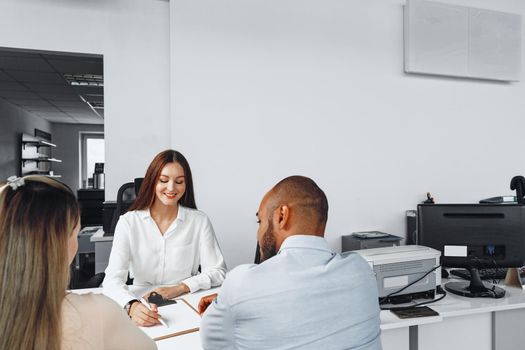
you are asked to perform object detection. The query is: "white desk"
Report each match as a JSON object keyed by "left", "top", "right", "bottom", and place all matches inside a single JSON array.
[
  {"left": 380, "top": 280, "right": 525, "bottom": 350},
  {"left": 90, "top": 228, "right": 113, "bottom": 274},
  {"left": 73, "top": 281, "right": 525, "bottom": 350}
]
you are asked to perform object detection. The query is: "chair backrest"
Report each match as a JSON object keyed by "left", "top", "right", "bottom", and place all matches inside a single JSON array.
[
  {"left": 254, "top": 242, "right": 261, "bottom": 264},
  {"left": 108, "top": 178, "right": 143, "bottom": 233}
]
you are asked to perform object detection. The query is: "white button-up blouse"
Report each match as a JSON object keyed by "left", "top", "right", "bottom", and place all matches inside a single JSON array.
[{"left": 103, "top": 205, "right": 227, "bottom": 306}]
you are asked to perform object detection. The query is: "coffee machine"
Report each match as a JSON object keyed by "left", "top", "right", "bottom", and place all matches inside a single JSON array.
[{"left": 93, "top": 163, "right": 105, "bottom": 189}]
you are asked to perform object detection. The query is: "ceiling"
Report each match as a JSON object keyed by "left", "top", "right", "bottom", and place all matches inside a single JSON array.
[{"left": 0, "top": 48, "right": 103, "bottom": 125}]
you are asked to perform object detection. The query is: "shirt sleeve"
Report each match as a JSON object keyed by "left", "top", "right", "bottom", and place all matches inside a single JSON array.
[
  {"left": 200, "top": 275, "right": 235, "bottom": 349},
  {"left": 182, "top": 215, "right": 227, "bottom": 293},
  {"left": 103, "top": 215, "right": 138, "bottom": 307},
  {"left": 99, "top": 295, "right": 157, "bottom": 350}
]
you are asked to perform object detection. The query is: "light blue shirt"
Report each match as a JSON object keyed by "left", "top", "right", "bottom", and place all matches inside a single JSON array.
[{"left": 201, "top": 235, "right": 382, "bottom": 350}]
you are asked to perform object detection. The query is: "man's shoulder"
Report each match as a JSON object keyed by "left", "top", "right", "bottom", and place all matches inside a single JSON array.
[
  {"left": 219, "top": 263, "right": 267, "bottom": 299},
  {"left": 224, "top": 263, "right": 258, "bottom": 283},
  {"left": 331, "top": 251, "right": 375, "bottom": 276}
]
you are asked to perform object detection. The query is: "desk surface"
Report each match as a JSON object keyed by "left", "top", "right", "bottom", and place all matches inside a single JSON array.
[{"left": 71, "top": 279, "right": 525, "bottom": 349}]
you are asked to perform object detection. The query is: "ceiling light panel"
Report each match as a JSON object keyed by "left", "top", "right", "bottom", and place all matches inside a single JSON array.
[{"left": 64, "top": 73, "right": 103, "bottom": 87}]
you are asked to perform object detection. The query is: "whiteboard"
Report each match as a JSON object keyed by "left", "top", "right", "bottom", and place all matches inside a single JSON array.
[{"left": 404, "top": 0, "right": 521, "bottom": 81}]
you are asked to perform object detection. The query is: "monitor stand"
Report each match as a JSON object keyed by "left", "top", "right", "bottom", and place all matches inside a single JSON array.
[{"left": 445, "top": 268, "right": 506, "bottom": 299}]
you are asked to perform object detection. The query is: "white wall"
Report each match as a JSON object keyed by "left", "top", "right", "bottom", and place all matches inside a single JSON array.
[
  {"left": 0, "top": 0, "right": 171, "bottom": 199},
  {"left": 170, "top": 0, "right": 525, "bottom": 268}
]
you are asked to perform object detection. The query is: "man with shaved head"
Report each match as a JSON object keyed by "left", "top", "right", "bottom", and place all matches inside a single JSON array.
[{"left": 199, "top": 176, "right": 382, "bottom": 350}]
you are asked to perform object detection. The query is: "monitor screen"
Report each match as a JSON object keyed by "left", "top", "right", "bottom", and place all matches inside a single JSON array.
[{"left": 417, "top": 204, "right": 525, "bottom": 298}]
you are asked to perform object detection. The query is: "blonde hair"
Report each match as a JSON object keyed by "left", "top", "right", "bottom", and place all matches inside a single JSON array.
[{"left": 0, "top": 176, "right": 79, "bottom": 350}]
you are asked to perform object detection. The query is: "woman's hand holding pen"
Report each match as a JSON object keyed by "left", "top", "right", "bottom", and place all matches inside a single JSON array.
[
  {"left": 146, "top": 283, "right": 190, "bottom": 300},
  {"left": 129, "top": 301, "right": 161, "bottom": 327}
]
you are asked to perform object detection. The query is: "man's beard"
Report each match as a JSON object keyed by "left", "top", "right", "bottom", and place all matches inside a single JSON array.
[{"left": 259, "top": 219, "right": 278, "bottom": 262}]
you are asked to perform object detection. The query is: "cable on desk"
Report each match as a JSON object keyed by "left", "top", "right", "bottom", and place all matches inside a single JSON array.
[
  {"left": 379, "top": 265, "right": 441, "bottom": 304},
  {"left": 379, "top": 265, "right": 445, "bottom": 310},
  {"left": 381, "top": 286, "right": 447, "bottom": 311}
]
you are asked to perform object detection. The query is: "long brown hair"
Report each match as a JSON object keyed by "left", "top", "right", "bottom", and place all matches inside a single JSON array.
[
  {"left": 129, "top": 149, "right": 197, "bottom": 211},
  {"left": 0, "top": 176, "right": 79, "bottom": 350}
]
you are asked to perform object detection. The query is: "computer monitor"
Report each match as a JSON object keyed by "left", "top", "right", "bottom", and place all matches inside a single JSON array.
[{"left": 418, "top": 204, "right": 525, "bottom": 298}]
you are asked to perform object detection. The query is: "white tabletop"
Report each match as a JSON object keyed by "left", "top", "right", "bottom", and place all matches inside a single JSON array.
[{"left": 70, "top": 279, "right": 525, "bottom": 349}]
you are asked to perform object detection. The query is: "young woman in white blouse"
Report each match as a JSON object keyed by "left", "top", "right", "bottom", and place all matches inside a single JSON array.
[{"left": 104, "top": 149, "right": 227, "bottom": 326}]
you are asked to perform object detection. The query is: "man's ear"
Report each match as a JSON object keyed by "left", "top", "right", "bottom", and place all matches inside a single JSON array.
[{"left": 277, "top": 205, "right": 290, "bottom": 229}]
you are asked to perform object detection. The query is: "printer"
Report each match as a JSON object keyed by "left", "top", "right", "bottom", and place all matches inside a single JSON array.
[{"left": 354, "top": 245, "right": 441, "bottom": 303}]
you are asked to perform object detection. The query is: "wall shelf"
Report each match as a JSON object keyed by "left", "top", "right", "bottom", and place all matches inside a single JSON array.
[
  {"left": 21, "top": 133, "right": 61, "bottom": 178},
  {"left": 21, "top": 158, "right": 62, "bottom": 166},
  {"left": 22, "top": 139, "right": 56, "bottom": 151}
]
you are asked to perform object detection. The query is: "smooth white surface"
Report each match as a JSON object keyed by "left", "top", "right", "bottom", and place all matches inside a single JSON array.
[
  {"left": 139, "top": 301, "right": 200, "bottom": 341},
  {"left": 381, "top": 327, "right": 409, "bottom": 350},
  {"left": 170, "top": 0, "right": 525, "bottom": 269},
  {"left": 157, "top": 331, "right": 201, "bottom": 350},
  {"left": 0, "top": 0, "right": 171, "bottom": 200},
  {"left": 431, "top": 281, "right": 525, "bottom": 317},
  {"left": 419, "top": 313, "right": 492, "bottom": 350},
  {"left": 405, "top": 0, "right": 470, "bottom": 77},
  {"left": 405, "top": 0, "right": 522, "bottom": 81},
  {"left": 355, "top": 245, "right": 441, "bottom": 264}
]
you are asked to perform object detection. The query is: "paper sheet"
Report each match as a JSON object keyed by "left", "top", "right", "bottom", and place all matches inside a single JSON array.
[{"left": 139, "top": 299, "right": 201, "bottom": 341}]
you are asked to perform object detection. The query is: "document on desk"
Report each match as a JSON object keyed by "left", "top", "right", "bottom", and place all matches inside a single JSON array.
[{"left": 139, "top": 299, "right": 201, "bottom": 341}]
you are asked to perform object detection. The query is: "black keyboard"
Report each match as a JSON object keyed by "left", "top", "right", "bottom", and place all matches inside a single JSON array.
[{"left": 449, "top": 268, "right": 525, "bottom": 281}]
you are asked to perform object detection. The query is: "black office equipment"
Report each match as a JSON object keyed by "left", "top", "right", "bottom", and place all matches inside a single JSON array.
[
  {"left": 406, "top": 210, "right": 418, "bottom": 245},
  {"left": 510, "top": 176, "right": 525, "bottom": 205},
  {"left": 148, "top": 292, "right": 177, "bottom": 307},
  {"left": 102, "top": 201, "right": 117, "bottom": 233},
  {"left": 254, "top": 242, "right": 261, "bottom": 264},
  {"left": 107, "top": 178, "right": 143, "bottom": 235},
  {"left": 341, "top": 232, "right": 402, "bottom": 252},
  {"left": 418, "top": 204, "right": 525, "bottom": 299},
  {"left": 390, "top": 306, "right": 439, "bottom": 319},
  {"left": 449, "top": 267, "right": 525, "bottom": 281},
  {"left": 77, "top": 189, "right": 105, "bottom": 228}
]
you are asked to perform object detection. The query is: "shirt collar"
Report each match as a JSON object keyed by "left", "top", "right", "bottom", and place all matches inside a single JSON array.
[
  {"left": 138, "top": 205, "right": 186, "bottom": 222},
  {"left": 278, "top": 235, "right": 331, "bottom": 254}
]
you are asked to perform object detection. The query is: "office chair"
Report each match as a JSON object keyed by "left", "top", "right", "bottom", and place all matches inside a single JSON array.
[
  {"left": 108, "top": 178, "right": 143, "bottom": 234},
  {"left": 84, "top": 272, "right": 106, "bottom": 289},
  {"left": 254, "top": 242, "right": 261, "bottom": 264},
  {"left": 81, "top": 178, "right": 143, "bottom": 289},
  {"left": 82, "top": 271, "right": 134, "bottom": 288}
]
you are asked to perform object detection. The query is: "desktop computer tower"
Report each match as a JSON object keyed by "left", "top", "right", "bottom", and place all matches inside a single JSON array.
[{"left": 406, "top": 210, "right": 418, "bottom": 245}]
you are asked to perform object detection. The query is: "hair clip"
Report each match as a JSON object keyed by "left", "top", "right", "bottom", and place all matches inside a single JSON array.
[{"left": 6, "top": 176, "right": 25, "bottom": 191}]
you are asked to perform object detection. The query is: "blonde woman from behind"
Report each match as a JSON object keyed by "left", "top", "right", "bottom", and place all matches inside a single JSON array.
[{"left": 0, "top": 176, "right": 156, "bottom": 350}]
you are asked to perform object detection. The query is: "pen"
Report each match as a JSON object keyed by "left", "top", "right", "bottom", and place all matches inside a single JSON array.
[{"left": 140, "top": 298, "right": 169, "bottom": 327}]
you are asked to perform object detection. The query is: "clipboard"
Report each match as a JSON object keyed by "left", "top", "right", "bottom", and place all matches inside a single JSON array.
[{"left": 139, "top": 299, "right": 201, "bottom": 341}]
